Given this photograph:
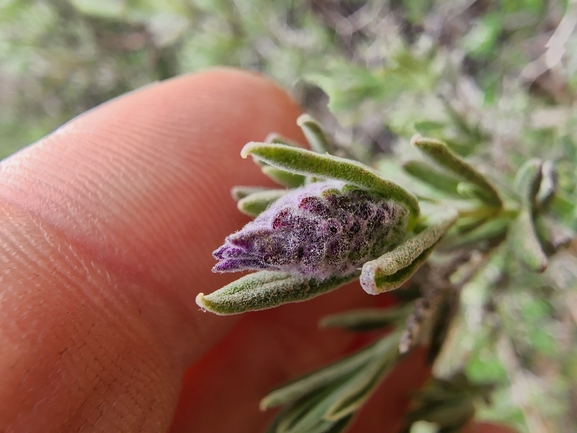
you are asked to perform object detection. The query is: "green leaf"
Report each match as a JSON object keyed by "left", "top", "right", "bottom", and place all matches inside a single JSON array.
[
  {"left": 271, "top": 383, "right": 346, "bottom": 433},
  {"left": 267, "top": 332, "right": 400, "bottom": 433},
  {"left": 441, "top": 216, "right": 510, "bottom": 250},
  {"left": 196, "top": 271, "right": 358, "bottom": 315},
  {"left": 265, "top": 133, "right": 303, "bottom": 148},
  {"left": 402, "top": 160, "right": 462, "bottom": 196},
  {"left": 319, "top": 305, "right": 412, "bottom": 332},
  {"left": 241, "top": 142, "right": 420, "bottom": 217},
  {"left": 514, "top": 158, "right": 542, "bottom": 207},
  {"left": 508, "top": 209, "right": 547, "bottom": 272},
  {"left": 261, "top": 166, "right": 306, "bottom": 188},
  {"left": 276, "top": 392, "right": 341, "bottom": 433},
  {"left": 534, "top": 214, "right": 573, "bottom": 255},
  {"left": 297, "top": 114, "right": 335, "bottom": 154},
  {"left": 536, "top": 160, "right": 558, "bottom": 209},
  {"left": 324, "top": 333, "right": 400, "bottom": 420},
  {"left": 231, "top": 185, "right": 270, "bottom": 201},
  {"left": 261, "top": 341, "right": 380, "bottom": 410},
  {"left": 411, "top": 135, "right": 502, "bottom": 207},
  {"left": 360, "top": 211, "right": 457, "bottom": 294},
  {"left": 361, "top": 244, "right": 435, "bottom": 294},
  {"left": 237, "top": 189, "right": 287, "bottom": 216},
  {"left": 456, "top": 182, "right": 500, "bottom": 204}
]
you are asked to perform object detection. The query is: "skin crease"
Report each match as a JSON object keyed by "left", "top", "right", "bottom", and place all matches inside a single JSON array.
[{"left": 0, "top": 69, "right": 517, "bottom": 433}]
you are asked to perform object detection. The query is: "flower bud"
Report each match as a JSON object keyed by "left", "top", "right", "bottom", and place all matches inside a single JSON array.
[{"left": 213, "top": 181, "right": 409, "bottom": 280}]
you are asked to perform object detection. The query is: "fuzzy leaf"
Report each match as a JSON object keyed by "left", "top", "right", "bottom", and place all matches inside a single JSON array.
[
  {"left": 261, "top": 340, "right": 379, "bottom": 410},
  {"left": 361, "top": 244, "right": 435, "bottom": 294},
  {"left": 360, "top": 212, "right": 457, "bottom": 294},
  {"left": 402, "top": 160, "right": 461, "bottom": 196},
  {"left": 241, "top": 142, "right": 420, "bottom": 217},
  {"left": 534, "top": 214, "right": 573, "bottom": 255},
  {"left": 196, "top": 271, "right": 358, "bottom": 315},
  {"left": 262, "top": 166, "right": 306, "bottom": 188},
  {"left": 508, "top": 209, "right": 547, "bottom": 272},
  {"left": 297, "top": 113, "right": 335, "bottom": 154},
  {"left": 411, "top": 135, "right": 502, "bottom": 207},
  {"left": 441, "top": 216, "right": 510, "bottom": 250},
  {"left": 456, "top": 182, "right": 499, "bottom": 203},
  {"left": 319, "top": 305, "right": 412, "bottom": 332},
  {"left": 271, "top": 383, "right": 346, "bottom": 433},
  {"left": 237, "top": 189, "right": 287, "bottom": 216},
  {"left": 536, "top": 160, "right": 558, "bottom": 209},
  {"left": 514, "top": 158, "right": 542, "bottom": 207},
  {"left": 231, "top": 185, "right": 270, "bottom": 201},
  {"left": 324, "top": 333, "right": 400, "bottom": 420},
  {"left": 265, "top": 132, "right": 303, "bottom": 147}
]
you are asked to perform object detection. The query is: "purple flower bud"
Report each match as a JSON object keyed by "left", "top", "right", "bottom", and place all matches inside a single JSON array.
[{"left": 213, "top": 180, "right": 409, "bottom": 280}]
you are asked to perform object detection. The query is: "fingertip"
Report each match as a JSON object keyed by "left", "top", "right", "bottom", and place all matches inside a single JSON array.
[{"left": 0, "top": 69, "right": 306, "bottom": 432}]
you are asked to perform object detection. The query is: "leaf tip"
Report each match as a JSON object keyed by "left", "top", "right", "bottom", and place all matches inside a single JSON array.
[
  {"left": 409, "top": 133, "right": 424, "bottom": 147},
  {"left": 195, "top": 292, "right": 209, "bottom": 311},
  {"left": 359, "top": 263, "right": 378, "bottom": 295},
  {"left": 240, "top": 142, "right": 258, "bottom": 159},
  {"left": 296, "top": 113, "right": 313, "bottom": 126},
  {"left": 259, "top": 397, "right": 272, "bottom": 412}
]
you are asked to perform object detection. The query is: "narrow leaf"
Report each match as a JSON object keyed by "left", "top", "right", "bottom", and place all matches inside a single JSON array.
[
  {"left": 534, "top": 214, "right": 573, "bottom": 255},
  {"left": 261, "top": 341, "right": 379, "bottom": 410},
  {"left": 237, "top": 189, "right": 287, "bottom": 216},
  {"left": 361, "top": 244, "right": 434, "bottom": 294},
  {"left": 456, "top": 182, "right": 499, "bottom": 204},
  {"left": 197, "top": 271, "right": 358, "bottom": 315},
  {"left": 273, "top": 384, "right": 344, "bottom": 433},
  {"left": 453, "top": 214, "right": 488, "bottom": 234},
  {"left": 297, "top": 113, "right": 334, "bottom": 154},
  {"left": 262, "top": 166, "right": 306, "bottom": 188},
  {"left": 265, "top": 132, "right": 303, "bottom": 147},
  {"left": 231, "top": 185, "right": 270, "bottom": 201},
  {"left": 508, "top": 209, "right": 547, "bottom": 272},
  {"left": 411, "top": 135, "right": 502, "bottom": 207},
  {"left": 536, "top": 160, "right": 558, "bottom": 209},
  {"left": 514, "top": 158, "right": 542, "bottom": 207},
  {"left": 360, "top": 212, "right": 457, "bottom": 295},
  {"left": 241, "top": 142, "right": 420, "bottom": 217},
  {"left": 402, "top": 160, "right": 461, "bottom": 196},
  {"left": 441, "top": 216, "right": 510, "bottom": 250},
  {"left": 324, "top": 333, "right": 400, "bottom": 420},
  {"left": 319, "top": 305, "right": 412, "bottom": 332}
]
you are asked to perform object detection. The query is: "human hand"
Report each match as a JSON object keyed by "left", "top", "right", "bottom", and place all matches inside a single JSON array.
[{"left": 0, "top": 69, "right": 516, "bottom": 433}]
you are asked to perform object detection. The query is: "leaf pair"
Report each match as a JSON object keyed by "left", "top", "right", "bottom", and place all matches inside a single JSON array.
[{"left": 262, "top": 331, "right": 402, "bottom": 433}]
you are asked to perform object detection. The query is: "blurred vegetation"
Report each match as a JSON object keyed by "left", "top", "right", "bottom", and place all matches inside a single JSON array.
[{"left": 1, "top": 0, "right": 576, "bottom": 432}]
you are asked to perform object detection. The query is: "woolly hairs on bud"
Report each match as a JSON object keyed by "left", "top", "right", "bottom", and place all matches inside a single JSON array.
[{"left": 213, "top": 180, "right": 409, "bottom": 280}]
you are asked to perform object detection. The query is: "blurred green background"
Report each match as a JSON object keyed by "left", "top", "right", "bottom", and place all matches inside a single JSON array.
[{"left": 1, "top": 1, "right": 576, "bottom": 432}]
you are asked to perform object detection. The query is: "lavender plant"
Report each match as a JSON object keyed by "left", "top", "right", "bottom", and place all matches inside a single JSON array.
[{"left": 196, "top": 114, "right": 572, "bottom": 433}]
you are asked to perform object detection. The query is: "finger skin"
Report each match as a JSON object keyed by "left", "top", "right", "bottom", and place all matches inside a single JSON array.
[{"left": 0, "top": 70, "right": 306, "bottom": 432}]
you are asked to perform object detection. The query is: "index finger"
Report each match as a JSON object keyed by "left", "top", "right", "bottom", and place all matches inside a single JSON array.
[{"left": 0, "top": 69, "right": 306, "bottom": 432}]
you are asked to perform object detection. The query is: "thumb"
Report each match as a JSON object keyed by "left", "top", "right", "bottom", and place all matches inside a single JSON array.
[{"left": 0, "top": 70, "right": 305, "bottom": 432}]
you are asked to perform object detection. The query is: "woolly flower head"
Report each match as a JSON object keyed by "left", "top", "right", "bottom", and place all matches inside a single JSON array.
[{"left": 213, "top": 180, "right": 409, "bottom": 280}]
